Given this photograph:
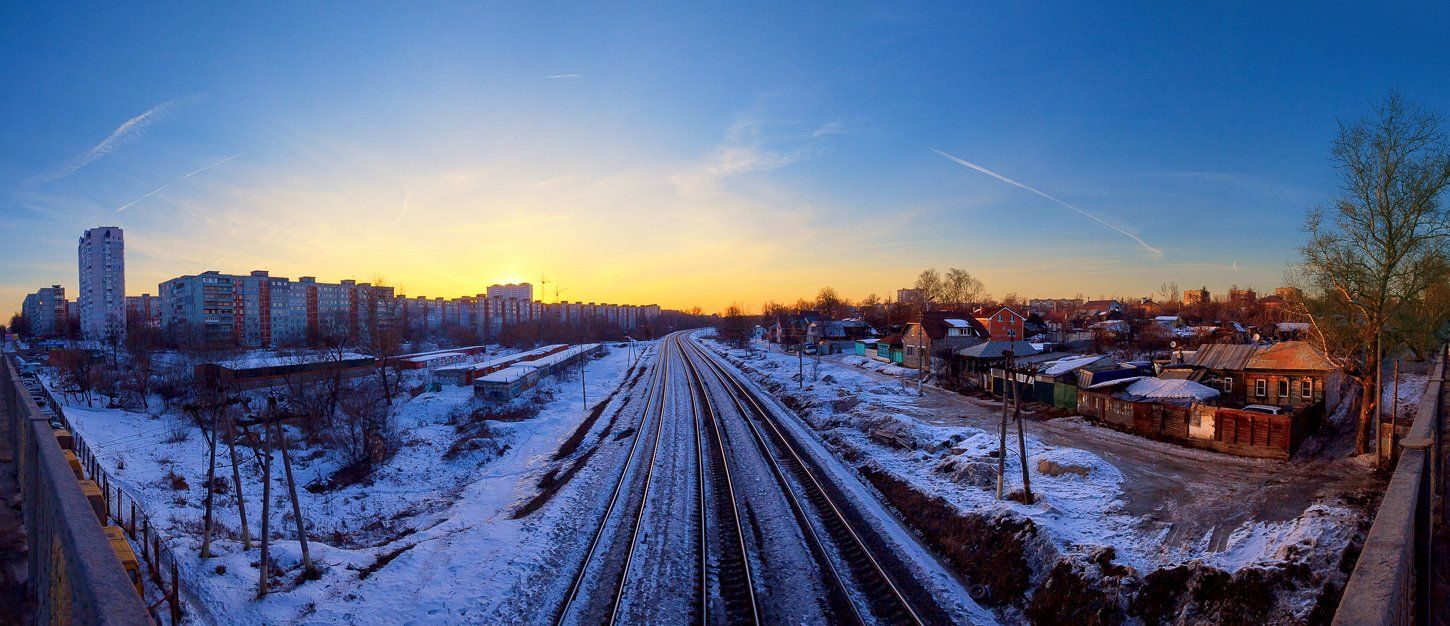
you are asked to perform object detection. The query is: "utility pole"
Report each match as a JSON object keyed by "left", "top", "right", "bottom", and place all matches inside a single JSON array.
[
  {"left": 257, "top": 415, "right": 273, "bottom": 598},
  {"left": 581, "top": 353, "right": 588, "bottom": 411},
  {"left": 916, "top": 327, "right": 926, "bottom": 397},
  {"left": 265, "top": 396, "right": 316, "bottom": 577},
  {"left": 226, "top": 414, "right": 251, "bottom": 549},
  {"left": 1012, "top": 346, "right": 1034, "bottom": 504},
  {"left": 997, "top": 345, "right": 1011, "bottom": 500},
  {"left": 798, "top": 339, "right": 805, "bottom": 389},
  {"left": 1390, "top": 359, "right": 1400, "bottom": 465}
]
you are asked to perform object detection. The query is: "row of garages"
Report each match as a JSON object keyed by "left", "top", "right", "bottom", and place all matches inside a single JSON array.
[{"left": 474, "top": 344, "right": 602, "bottom": 401}]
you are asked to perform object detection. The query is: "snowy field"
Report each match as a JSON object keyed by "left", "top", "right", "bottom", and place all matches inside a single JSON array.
[
  {"left": 704, "top": 336, "right": 1380, "bottom": 622},
  {"left": 48, "top": 343, "right": 649, "bottom": 625}
]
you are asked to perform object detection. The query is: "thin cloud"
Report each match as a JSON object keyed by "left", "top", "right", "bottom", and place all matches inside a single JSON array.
[
  {"left": 37, "top": 96, "right": 199, "bottom": 183},
  {"left": 547, "top": 73, "right": 581, "bottom": 79},
  {"left": 930, "top": 147, "right": 1163, "bottom": 256},
  {"left": 115, "top": 153, "right": 244, "bottom": 212}
]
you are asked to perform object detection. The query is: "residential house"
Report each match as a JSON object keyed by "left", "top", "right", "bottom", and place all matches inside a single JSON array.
[
  {"left": 954, "top": 340, "right": 1039, "bottom": 390},
  {"left": 975, "top": 306, "right": 1026, "bottom": 341},
  {"left": 901, "top": 311, "right": 988, "bottom": 370},
  {"left": 1241, "top": 341, "right": 1341, "bottom": 411}
]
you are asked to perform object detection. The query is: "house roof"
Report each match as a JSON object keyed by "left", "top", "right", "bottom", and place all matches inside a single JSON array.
[
  {"left": 1040, "top": 355, "right": 1111, "bottom": 376},
  {"left": 1185, "top": 343, "right": 1259, "bottom": 371},
  {"left": 878, "top": 333, "right": 904, "bottom": 347},
  {"left": 1125, "top": 377, "right": 1220, "bottom": 401},
  {"left": 918, "top": 311, "right": 987, "bottom": 339},
  {"left": 1245, "top": 341, "right": 1335, "bottom": 372},
  {"left": 955, "top": 340, "right": 1039, "bottom": 359}
]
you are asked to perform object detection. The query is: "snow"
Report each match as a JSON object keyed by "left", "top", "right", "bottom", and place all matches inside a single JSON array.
[
  {"left": 1125, "top": 377, "right": 1220, "bottom": 401},
  {"left": 702, "top": 337, "right": 1361, "bottom": 582},
  {"left": 216, "top": 352, "right": 371, "bottom": 369},
  {"left": 1040, "top": 355, "right": 1106, "bottom": 376},
  {"left": 45, "top": 343, "right": 646, "bottom": 624}
]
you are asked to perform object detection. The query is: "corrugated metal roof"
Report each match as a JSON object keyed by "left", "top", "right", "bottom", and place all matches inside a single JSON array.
[
  {"left": 956, "top": 340, "right": 1038, "bottom": 359},
  {"left": 1245, "top": 341, "right": 1334, "bottom": 371},
  {"left": 1185, "top": 343, "right": 1259, "bottom": 371}
]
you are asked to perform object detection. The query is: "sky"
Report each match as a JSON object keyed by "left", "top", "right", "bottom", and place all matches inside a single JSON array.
[{"left": 3, "top": 2, "right": 1448, "bottom": 315}]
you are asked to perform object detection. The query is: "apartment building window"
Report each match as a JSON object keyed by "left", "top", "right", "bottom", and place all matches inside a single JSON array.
[
  {"left": 1277, "top": 379, "right": 1289, "bottom": 397},
  {"left": 1255, "top": 379, "right": 1267, "bottom": 397}
]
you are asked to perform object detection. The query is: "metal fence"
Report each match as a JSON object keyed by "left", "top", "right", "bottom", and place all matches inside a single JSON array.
[
  {"left": 1334, "top": 345, "right": 1445, "bottom": 625},
  {"left": 2, "top": 355, "right": 153, "bottom": 625}
]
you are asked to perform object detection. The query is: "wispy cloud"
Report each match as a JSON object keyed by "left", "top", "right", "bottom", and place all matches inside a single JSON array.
[
  {"left": 547, "top": 73, "right": 581, "bottom": 79},
  {"left": 671, "top": 116, "right": 800, "bottom": 196},
  {"left": 35, "top": 95, "right": 200, "bottom": 183},
  {"left": 115, "top": 152, "right": 244, "bottom": 212},
  {"left": 930, "top": 147, "right": 1163, "bottom": 256},
  {"left": 811, "top": 120, "right": 845, "bottom": 139}
]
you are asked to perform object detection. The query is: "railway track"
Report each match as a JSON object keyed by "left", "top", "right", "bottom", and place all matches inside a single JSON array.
[
  {"left": 555, "top": 334, "right": 675, "bottom": 625},
  {"left": 679, "top": 339, "right": 760, "bottom": 624},
  {"left": 681, "top": 337, "right": 927, "bottom": 626}
]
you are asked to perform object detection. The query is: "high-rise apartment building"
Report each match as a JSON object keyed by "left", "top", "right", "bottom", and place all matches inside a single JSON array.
[
  {"left": 486, "top": 283, "right": 533, "bottom": 301},
  {"left": 124, "top": 294, "right": 162, "bottom": 328},
  {"left": 21, "top": 285, "right": 69, "bottom": 337},
  {"left": 78, "top": 226, "right": 126, "bottom": 339}
]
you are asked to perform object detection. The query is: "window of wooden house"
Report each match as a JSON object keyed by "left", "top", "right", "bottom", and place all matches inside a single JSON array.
[
  {"left": 1255, "top": 379, "right": 1267, "bottom": 397},
  {"left": 1221, "top": 376, "right": 1233, "bottom": 393},
  {"left": 1301, "top": 379, "right": 1313, "bottom": 399},
  {"left": 1278, "top": 379, "right": 1289, "bottom": 397}
]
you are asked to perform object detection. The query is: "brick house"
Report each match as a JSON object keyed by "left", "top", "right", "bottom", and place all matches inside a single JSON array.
[
  {"left": 975, "top": 306, "right": 1026, "bottom": 340},
  {"left": 901, "top": 311, "right": 987, "bottom": 370}
]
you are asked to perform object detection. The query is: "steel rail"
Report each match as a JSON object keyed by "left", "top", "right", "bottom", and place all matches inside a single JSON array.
[
  {"left": 606, "top": 334, "right": 682, "bottom": 624},
  {"left": 679, "top": 338, "right": 761, "bottom": 624},
  {"left": 554, "top": 335, "right": 674, "bottom": 625},
  {"left": 684, "top": 337, "right": 925, "bottom": 626}
]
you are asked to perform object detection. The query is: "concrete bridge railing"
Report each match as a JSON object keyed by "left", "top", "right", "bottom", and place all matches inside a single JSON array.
[
  {"left": 2, "top": 355, "right": 152, "bottom": 625},
  {"left": 1333, "top": 345, "right": 1445, "bottom": 625}
]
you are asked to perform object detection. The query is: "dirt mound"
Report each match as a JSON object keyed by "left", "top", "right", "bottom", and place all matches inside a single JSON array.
[
  {"left": 1037, "top": 459, "right": 1092, "bottom": 478},
  {"left": 859, "top": 463, "right": 1042, "bottom": 605}
]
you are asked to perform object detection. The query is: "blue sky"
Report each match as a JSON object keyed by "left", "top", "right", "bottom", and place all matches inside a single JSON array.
[{"left": 3, "top": 2, "right": 1448, "bottom": 313}]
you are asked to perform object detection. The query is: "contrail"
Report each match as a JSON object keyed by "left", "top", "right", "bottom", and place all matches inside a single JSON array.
[
  {"left": 38, "top": 96, "right": 196, "bottom": 183},
  {"left": 115, "top": 153, "right": 244, "bottom": 212},
  {"left": 930, "top": 147, "right": 1163, "bottom": 255}
]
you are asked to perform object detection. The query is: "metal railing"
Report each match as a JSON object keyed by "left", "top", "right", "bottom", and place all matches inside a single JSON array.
[
  {"left": 2, "top": 355, "right": 153, "bottom": 625},
  {"left": 1334, "top": 344, "right": 1445, "bottom": 625}
]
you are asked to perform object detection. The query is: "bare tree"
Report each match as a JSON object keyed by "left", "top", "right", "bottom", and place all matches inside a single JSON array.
[
  {"left": 942, "top": 268, "right": 986, "bottom": 308},
  {"left": 815, "top": 286, "right": 846, "bottom": 319},
  {"left": 715, "top": 303, "right": 753, "bottom": 348},
  {"left": 914, "top": 268, "right": 943, "bottom": 313},
  {"left": 1296, "top": 93, "right": 1450, "bottom": 456}
]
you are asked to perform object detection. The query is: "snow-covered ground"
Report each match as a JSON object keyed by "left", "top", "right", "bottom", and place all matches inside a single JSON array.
[
  {"left": 48, "top": 343, "right": 648, "bottom": 625},
  {"left": 704, "top": 337, "right": 1377, "bottom": 622}
]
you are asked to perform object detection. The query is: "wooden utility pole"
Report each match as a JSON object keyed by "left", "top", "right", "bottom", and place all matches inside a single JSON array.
[
  {"left": 267, "top": 397, "right": 315, "bottom": 576},
  {"left": 997, "top": 347, "right": 1011, "bottom": 500},
  {"left": 226, "top": 416, "right": 251, "bottom": 550},
  {"left": 1012, "top": 351, "right": 1034, "bottom": 504},
  {"left": 257, "top": 416, "right": 273, "bottom": 598},
  {"left": 186, "top": 391, "right": 244, "bottom": 558}
]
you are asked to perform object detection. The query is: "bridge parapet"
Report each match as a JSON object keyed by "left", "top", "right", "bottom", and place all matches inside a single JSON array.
[{"left": 2, "top": 355, "right": 152, "bottom": 625}]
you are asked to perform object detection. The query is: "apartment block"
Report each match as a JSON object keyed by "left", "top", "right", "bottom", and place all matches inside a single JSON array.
[
  {"left": 21, "top": 285, "right": 69, "bottom": 337},
  {"left": 486, "top": 282, "right": 534, "bottom": 301},
  {"left": 78, "top": 226, "right": 126, "bottom": 339},
  {"left": 124, "top": 294, "right": 161, "bottom": 328}
]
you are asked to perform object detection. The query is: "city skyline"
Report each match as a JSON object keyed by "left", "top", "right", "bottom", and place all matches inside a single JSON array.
[{"left": 4, "top": 3, "right": 1449, "bottom": 314}]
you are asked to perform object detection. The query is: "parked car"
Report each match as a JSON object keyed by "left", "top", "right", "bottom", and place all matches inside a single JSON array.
[{"left": 1242, "top": 404, "right": 1285, "bottom": 415}]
